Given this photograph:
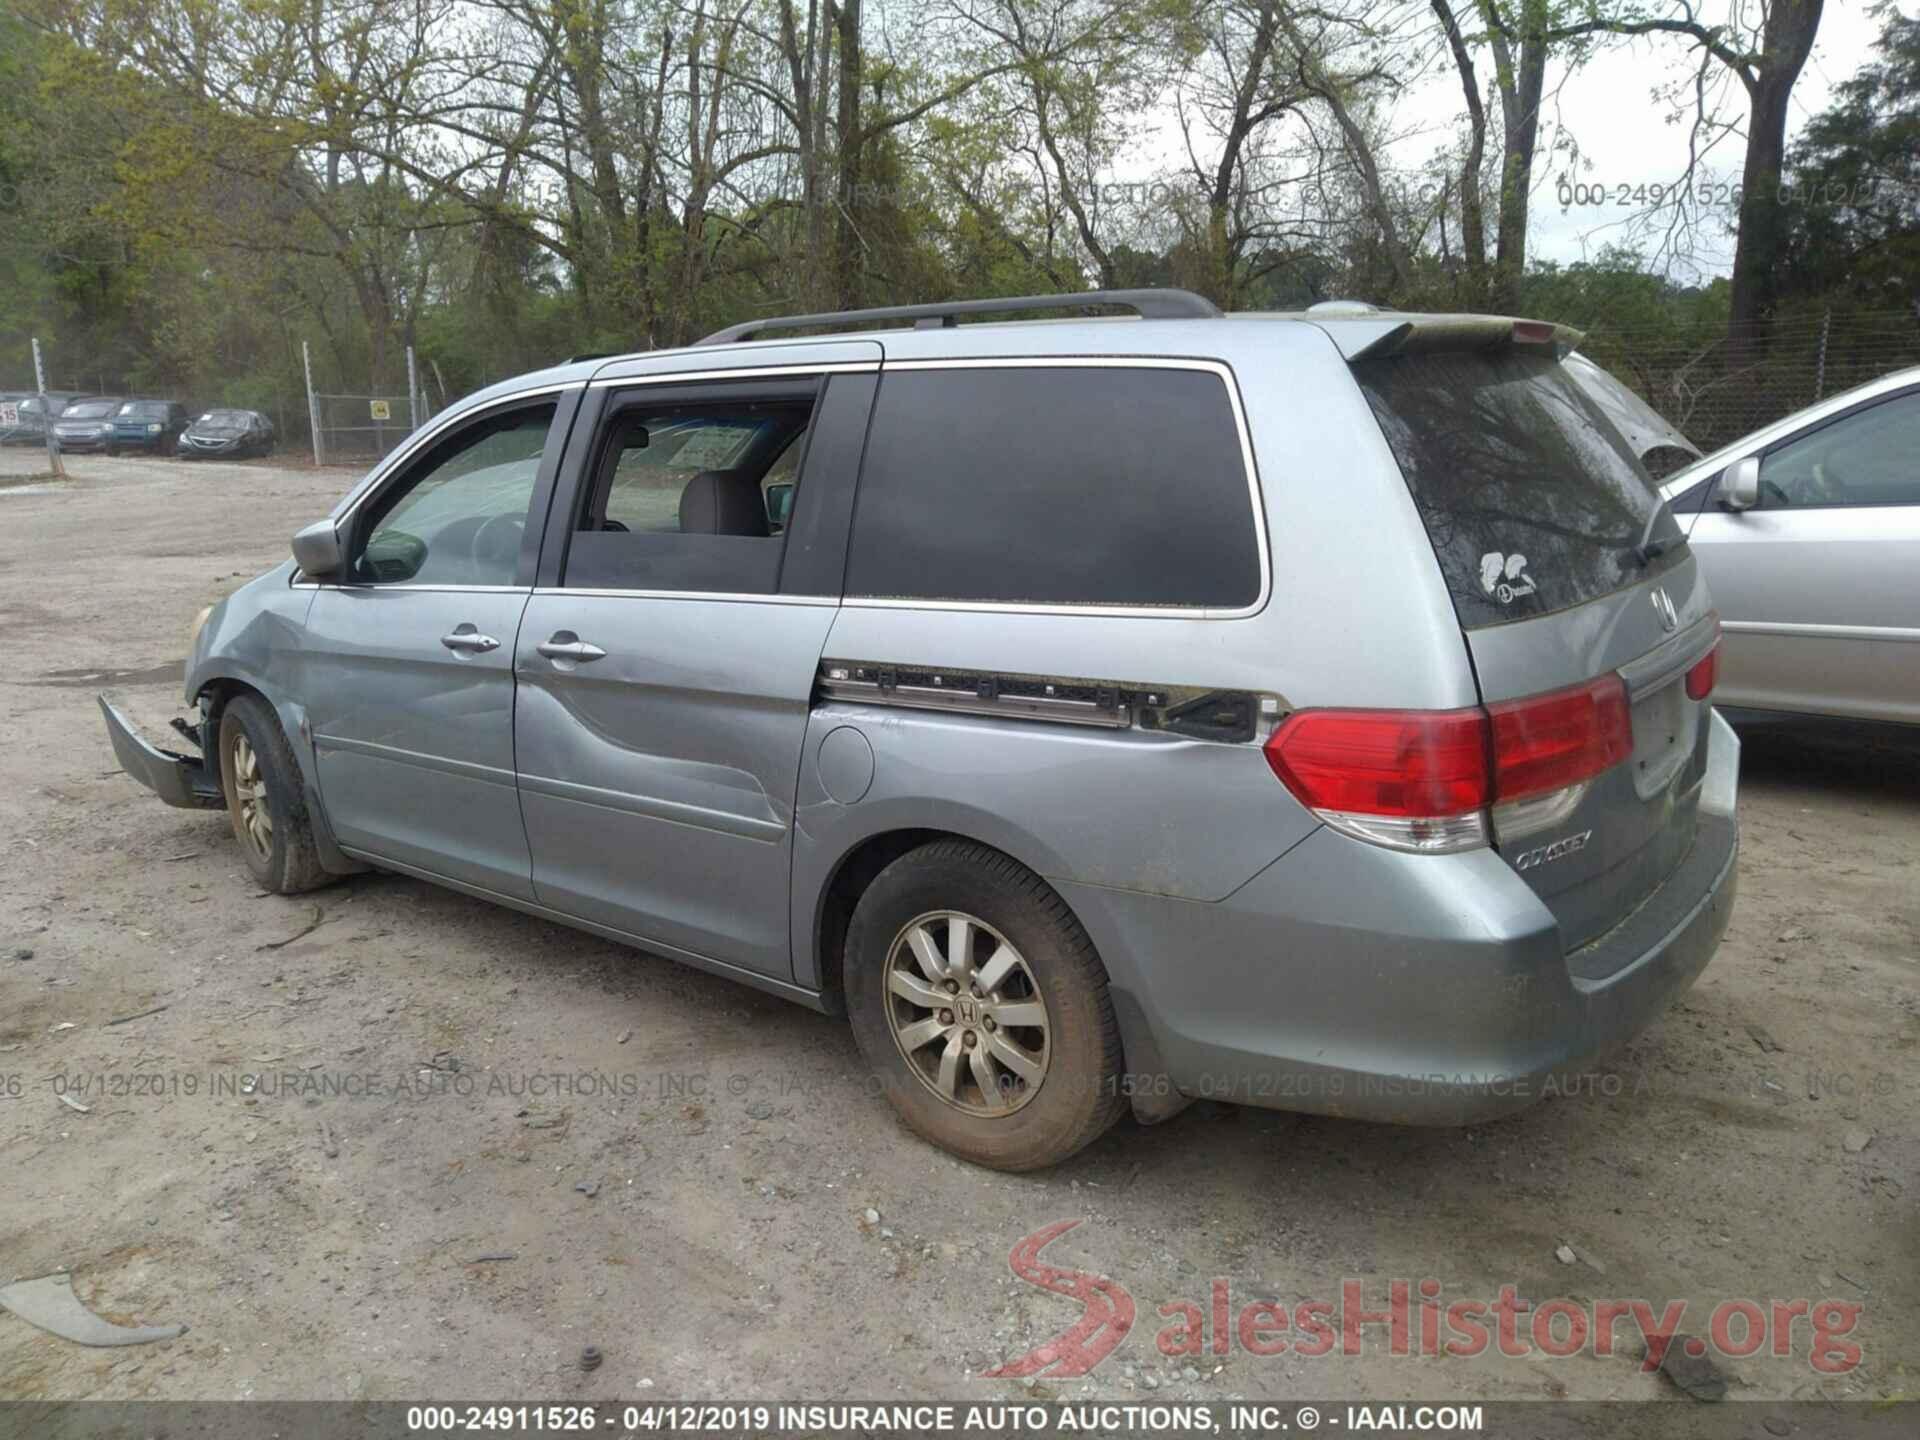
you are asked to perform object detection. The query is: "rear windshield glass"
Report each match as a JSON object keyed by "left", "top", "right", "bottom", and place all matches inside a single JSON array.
[{"left": 1355, "top": 349, "right": 1681, "bottom": 628}]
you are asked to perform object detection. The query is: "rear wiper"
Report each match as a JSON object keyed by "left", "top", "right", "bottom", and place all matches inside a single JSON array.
[{"left": 1627, "top": 500, "right": 1682, "bottom": 567}]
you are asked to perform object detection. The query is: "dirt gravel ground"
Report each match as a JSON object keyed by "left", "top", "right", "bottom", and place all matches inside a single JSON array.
[{"left": 1, "top": 448, "right": 1914, "bottom": 1407}]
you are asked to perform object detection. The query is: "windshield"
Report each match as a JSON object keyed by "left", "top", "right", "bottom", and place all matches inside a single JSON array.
[
  {"left": 119, "top": 401, "right": 170, "bottom": 418},
  {"left": 197, "top": 410, "right": 251, "bottom": 428},
  {"left": 1355, "top": 348, "right": 1683, "bottom": 629},
  {"left": 63, "top": 401, "right": 118, "bottom": 420}
]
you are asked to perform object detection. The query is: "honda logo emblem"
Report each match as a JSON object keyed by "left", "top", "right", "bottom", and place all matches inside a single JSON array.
[{"left": 1650, "top": 587, "right": 1678, "bottom": 632}]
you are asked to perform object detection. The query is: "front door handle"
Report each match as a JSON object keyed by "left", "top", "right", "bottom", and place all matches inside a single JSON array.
[
  {"left": 537, "top": 632, "right": 607, "bottom": 663},
  {"left": 441, "top": 626, "right": 500, "bottom": 654}
]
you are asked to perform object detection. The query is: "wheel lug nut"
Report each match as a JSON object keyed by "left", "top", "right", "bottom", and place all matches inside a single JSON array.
[
  {"left": 944, "top": 980, "right": 959, "bottom": 994},
  {"left": 962, "top": 1031, "right": 978, "bottom": 1048},
  {"left": 938, "top": 1009, "right": 953, "bottom": 1026},
  {"left": 983, "top": 1017, "right": 997, "bottom": 1032}
]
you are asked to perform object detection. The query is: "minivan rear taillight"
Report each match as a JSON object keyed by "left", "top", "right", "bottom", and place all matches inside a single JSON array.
[
  {"left": 1264, "top": 674, "right": 1633, "bottom": 854},
  {"left": 1685, "top": 642, "right": 1720, "bottom": 701},
  {"left": 1487, "top": 674, "right": 1632, "bottom": 802}
]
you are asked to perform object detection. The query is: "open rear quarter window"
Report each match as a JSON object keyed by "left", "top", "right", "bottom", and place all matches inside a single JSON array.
[{"left": 1354, "top": 349, "right": 1681, "bottom": 628}]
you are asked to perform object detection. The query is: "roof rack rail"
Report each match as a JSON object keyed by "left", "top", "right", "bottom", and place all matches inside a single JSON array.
[{"left": 696, "top": 288, "right": 1220, "bottom": 345}]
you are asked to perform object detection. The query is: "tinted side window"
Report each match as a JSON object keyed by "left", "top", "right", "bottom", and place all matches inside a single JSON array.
[
  {"left": 1758, "top": 391, "right": 1920, "bottom": 508},
  {"left": 354, "top": 403, "right": 555, "bottom": 585},
  {"left": 846, "top": 366, "right": 1261, "bottom": 609}
]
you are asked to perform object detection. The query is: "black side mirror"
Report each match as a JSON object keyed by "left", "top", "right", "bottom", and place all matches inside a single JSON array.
[{"left": 360, "top": 530, "right": 427, "bottom": 582}]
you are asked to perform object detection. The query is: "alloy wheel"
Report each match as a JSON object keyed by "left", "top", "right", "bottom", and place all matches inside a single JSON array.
[
  {"left": 884, "top": 911, "right": 1051, "bottom": 1117},
  {"left": 229, "top": 732, "right": 273, "bottom": 859}
]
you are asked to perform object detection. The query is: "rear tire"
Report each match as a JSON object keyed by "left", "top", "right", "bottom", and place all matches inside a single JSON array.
[
  {"left": 218, "top": 695, "right": 329, "bottom": 894},
  {"left": 844, "top": 840, "right": 1126, "bottom": 1171}
]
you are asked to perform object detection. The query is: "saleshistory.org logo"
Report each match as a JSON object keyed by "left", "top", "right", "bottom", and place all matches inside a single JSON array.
[
  {"left": 984, "top": 1221, "right": 1863, "bottom": 1379},
  {"left": 981, "top": 1221, "right": 1136, "bottom": 1378}
]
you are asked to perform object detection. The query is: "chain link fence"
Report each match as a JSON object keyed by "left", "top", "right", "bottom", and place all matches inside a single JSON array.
[
  {"left": 300, "top": 342, "right": 433, "bottom": 465},
  {"left": 308, "top": 390, "right": 419, "bottom": 463},
  {"left": 1577, "top": 309, "right": 1920, "bottom": 457}
]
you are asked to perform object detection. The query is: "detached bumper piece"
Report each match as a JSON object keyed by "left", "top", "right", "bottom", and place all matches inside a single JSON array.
[{"left": 98, "top": 697, "right": 223, "bottom": 809}]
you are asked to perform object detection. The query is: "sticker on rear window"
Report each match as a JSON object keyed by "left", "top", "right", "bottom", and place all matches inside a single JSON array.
[{"left": 1479, "top": 551, "right": 1538, "bottom": 605}]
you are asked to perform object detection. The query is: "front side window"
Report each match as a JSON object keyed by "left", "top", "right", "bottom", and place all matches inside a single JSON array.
[
  {"left": 845, "top": 366, "right": 1262, "bottom": 609},
  {"left": 1758, "top": 391, "right": 1920, "bottom": 508},
  {"left": 565, "top": 392, "right": 815, "bottom": 593},
  {"left": 353, "top": 403, "right": 555, "bottom": 585}
]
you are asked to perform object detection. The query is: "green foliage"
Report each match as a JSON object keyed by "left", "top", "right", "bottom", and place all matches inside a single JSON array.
[{"left": 1781, "top": 6, "right": 1920, "bottom": 304}]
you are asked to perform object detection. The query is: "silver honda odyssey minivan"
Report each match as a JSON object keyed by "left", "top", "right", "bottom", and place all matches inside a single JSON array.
[{"left": 102, "top": 290, "right": 1739, "bottom": 1170}]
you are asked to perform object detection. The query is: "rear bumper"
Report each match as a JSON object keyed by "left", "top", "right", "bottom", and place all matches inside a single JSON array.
[
  {"left": 1066, "top": 710, "right": 1741, "bottom": 1125},
  {"left": 99, "top": 697, "right": 222, "bottom": 809}
]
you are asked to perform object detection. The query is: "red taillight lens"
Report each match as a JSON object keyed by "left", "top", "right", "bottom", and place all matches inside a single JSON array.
[
  {"left": 1685, "top": 643, "right": 1719, "bottom": 701},
  {"left": 1267, "top": 675, "right": 1635, "bottom": 833},
  {"left": 1263, "top": 707, "right": 1492, "bottom": 818},
  {"left": 1486, "top": 674, "right": 1632, "bottom": 802}
]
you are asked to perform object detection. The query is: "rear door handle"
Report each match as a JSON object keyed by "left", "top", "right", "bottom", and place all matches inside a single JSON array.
[
  {"left": 441, "top": 626, "right": 500, "bottom": 653},
  {"left": 537, "top": 633, "right": 607, "bottom": 663}
]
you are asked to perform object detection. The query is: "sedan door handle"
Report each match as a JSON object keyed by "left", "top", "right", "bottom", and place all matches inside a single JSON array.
[
  {"left": 537, "top": 633, "right": 607, "bottom": 663},
  {"left": 440, "top": 627, "right": 501, "bottom": 654}
]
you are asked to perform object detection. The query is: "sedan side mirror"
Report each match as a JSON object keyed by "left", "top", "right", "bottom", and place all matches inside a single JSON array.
[
  {"left": 1721, "top": 455, "right": 1761, "bottom": 512},
  {"left": 292, "top": 518, "right": 344, "bottom": 578}
]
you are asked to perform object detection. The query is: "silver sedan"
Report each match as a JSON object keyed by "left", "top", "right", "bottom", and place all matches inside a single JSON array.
[{"left": 1660, "top": 366, "right": 1920, "bottom": 725}]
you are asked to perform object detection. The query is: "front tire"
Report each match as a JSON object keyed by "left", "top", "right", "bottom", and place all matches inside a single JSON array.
[
  {"left": 218, "top": 695, "right": 329, "bottom": 894},
  {"left": 844, "top": 840, "right": 1126, "bottom": 1170}
]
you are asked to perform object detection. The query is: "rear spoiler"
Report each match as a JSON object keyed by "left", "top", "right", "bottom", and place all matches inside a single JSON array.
[{"left": 1311, "top": 314, "right": 1586, "bottom": 363}]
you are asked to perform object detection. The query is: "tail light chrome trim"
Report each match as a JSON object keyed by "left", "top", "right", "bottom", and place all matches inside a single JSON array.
[{"left": 1315, "top": 808, "right": 1490, "bottom": 854}]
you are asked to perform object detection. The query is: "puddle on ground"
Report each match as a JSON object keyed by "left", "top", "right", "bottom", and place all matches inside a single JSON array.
[{"left": 36, "top": 662, "right": 184, "bottom": 689}]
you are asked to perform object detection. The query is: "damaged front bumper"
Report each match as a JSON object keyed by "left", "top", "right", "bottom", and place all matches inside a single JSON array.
[{"left": 98, "top": 697, "right": 223, "bottom": 809}]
